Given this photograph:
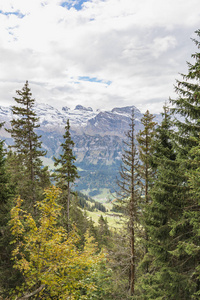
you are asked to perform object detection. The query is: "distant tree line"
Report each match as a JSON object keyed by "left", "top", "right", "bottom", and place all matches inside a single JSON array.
[{"left": 77, "top": 191, "right": 107, "bottom": 212}]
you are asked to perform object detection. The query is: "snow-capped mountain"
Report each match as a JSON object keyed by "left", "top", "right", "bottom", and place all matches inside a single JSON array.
[
  {"left": 34, "top": 103, "right": 98, "bottom": 129},
  {"left": 0, "top": 102, "right": 162, "bottom": 200}
]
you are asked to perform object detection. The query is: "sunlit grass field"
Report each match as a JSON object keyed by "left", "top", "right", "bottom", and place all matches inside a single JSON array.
[{"left": 84, "top": 202, "right": 125, "bottom": 230}]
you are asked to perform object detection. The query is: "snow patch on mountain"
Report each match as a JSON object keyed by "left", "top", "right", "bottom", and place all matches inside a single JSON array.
[{"left": 0, "top": 102, "right": 163, "bottom": 132}]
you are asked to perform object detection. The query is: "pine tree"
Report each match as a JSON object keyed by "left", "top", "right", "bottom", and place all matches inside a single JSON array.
[
  {"left": 6, "top": 81, "right": 50, "bottom": 210},
  {"left": 135, "top": 106, "right": 188, "bottom": 299},
  {"left": 137, "top": 110, "right": 156, "bottom": 204},
  {"left": 151, "top": 105, "right": 176, "bottom": 168},
  {"left": 181, "top": 138, "right": 200, "bottom": 298},
  {"left": 170, "top": 29, "right": 200, "bottom": 154},
  {"left": 137, "top": 102, "right": 200, "bottom": 299},
  {"left": 139, "top": 29, "right": 200, "bottom": 299},
  {"left": 54, "top": 119, "right": 79, "bottom": 232},
  {"left": 97, "top": 215, "right": 111, "bottom": 249},
  {"left": 136, "top": 110, "right": 156, "bottom": 272},
  {"left": 115, "top": 109, "right": 141, "bottom": 297},
  {"left": 168, "top": 29, "right": 200, "bottom": 298},
  {"left": 163, "top": 137, "right": 200, "bottom": 299}
]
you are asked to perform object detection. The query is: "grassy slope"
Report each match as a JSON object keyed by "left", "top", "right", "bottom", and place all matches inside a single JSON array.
[
  {"left": 84, "top": 202, "right": 125, "bottom": 230},
  {"left": 81, "top": 188, "right": 115, "bottom": 203}
]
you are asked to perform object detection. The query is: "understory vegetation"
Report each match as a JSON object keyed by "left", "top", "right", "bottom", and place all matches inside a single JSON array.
[{"left": 0, "top": 30, "right": 200, "bottom": 299}]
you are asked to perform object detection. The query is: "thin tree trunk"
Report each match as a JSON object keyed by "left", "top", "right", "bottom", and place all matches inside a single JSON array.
[
  {"left": 67, "top": 181, "right": 70, "bottom": 233},
  {"left": 145, "top": 161, "right": 149, "bottom": 273},
  {"left": 130, "top": 120, "right": 135, "bottom": 297},
  {"left": 130, "top": 220, "right": 135, "bottom": 296}
]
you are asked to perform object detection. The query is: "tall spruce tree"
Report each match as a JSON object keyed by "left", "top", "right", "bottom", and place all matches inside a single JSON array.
[
  {"left": 135, "top": 106, "right": 188, "bottom": 299},
  {"left": 54, "top": 119, "right": 79, "bottom": 232},
  {"left": 137, "top": 110, "right": 156, "bottom": 205},
  {"left": 170, "top": 29, "right": 200, "bottom": 153},
  {"left": 166, "top": 30, "right": 200, "bottom": 299},
  {"left": 168, "top": 29, "right": 200, "bottom": 298},
  {"left": 115, "top": 109, "right": 141, "bottom": 297},
  {"left": 6, "top": 81, "right": 49, "bottom": 211},
  {"left": 181, "top": 138, "right": 200, "bottom": 298},
  {"left": 136, "top": 110, "right": 156, "bottom": 272}
]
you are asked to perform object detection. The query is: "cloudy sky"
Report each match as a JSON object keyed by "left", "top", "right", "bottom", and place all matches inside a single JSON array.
[{"left": 0, "top": 0, "right": 199, "bottom": 113}]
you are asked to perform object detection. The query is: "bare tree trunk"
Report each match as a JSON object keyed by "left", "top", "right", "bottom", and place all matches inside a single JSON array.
[
  {"left": 67, "top": 181, "right": 70, "bottom": 233},
  {"left": 116, "top": 109, "right": 140, "bottom": 297},
  {"left": 130, "top": 221, "right": 135, "bottom": 296}
]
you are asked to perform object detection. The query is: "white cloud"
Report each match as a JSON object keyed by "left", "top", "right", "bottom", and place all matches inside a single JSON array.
[
  {"left": 0, "top": 0, "right": 200, "bottom": 113},
  {"left": 151, "top": 36, "right": 177, "bottom": 58}
]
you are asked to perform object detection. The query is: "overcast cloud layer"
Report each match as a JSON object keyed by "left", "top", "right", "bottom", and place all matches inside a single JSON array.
[{"left": 0, "top": 0, "right": 199, "bottom": 113}]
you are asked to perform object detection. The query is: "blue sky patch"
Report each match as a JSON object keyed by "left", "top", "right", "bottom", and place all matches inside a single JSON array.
[
  {"left": 61, "top": 0, "right": 90, "bottom": 11},
  {"left": 0, "top": 10, "right": 25, "bottom": 18},
  {"left": 79, "top": 76, "right": 112, "bottom": 85}
]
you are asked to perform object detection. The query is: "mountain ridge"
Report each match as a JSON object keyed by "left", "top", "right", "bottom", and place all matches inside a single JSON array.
[{"left": 0, "top": 102, "right": 162, "bottom": 201}]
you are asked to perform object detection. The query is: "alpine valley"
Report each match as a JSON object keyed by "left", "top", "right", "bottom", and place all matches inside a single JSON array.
[{"left": 0, "top": 103, "right": 162, "bottom": 201}]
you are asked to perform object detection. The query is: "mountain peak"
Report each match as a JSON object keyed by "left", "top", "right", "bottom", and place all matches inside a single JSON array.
[
  {"left": 75, "top": 105, "right": 93, "bottom": 112},
  {"left": 62, "top": 106, "right": 69, "bottom": 112},
  {"left": 111, "top": 106, "right": 142, "bottom": 118}
]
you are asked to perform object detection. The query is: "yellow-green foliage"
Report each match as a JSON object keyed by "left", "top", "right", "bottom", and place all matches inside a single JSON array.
[{"left": 9, "top": 186, "right": 104, "bottom": 299}]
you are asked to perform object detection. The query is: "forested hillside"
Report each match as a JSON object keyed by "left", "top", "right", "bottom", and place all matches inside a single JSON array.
[{"left": 0, "top": 30, "right": 200, "bottom": 299}]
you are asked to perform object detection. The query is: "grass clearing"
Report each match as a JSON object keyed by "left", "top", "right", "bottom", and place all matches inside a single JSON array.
[
  {"left": 81, "top": 188, "right": 115, "bottom": 203},
  {"left": 86, "top": 210, "right": 125, "bottom": 229}
]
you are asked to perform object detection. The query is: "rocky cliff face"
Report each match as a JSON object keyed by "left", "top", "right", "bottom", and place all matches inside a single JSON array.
[{"left": 0, "top": 103, "right": 162, "bottom": 200}]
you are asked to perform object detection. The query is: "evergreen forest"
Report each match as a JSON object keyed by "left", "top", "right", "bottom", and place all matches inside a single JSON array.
[{"left": 0, "top": 30, "right": 200, "bottom": 299}]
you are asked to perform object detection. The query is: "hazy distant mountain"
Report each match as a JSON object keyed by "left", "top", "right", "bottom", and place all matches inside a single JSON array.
[{"left": 0, "top": 103, "right": 162, "bottom": 201}]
